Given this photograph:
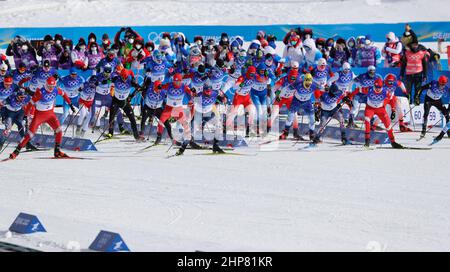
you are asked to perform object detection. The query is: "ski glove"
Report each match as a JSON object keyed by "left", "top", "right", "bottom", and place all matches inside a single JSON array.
[{"left": 69, "top": 104, "right": 77, "bottom": 113}]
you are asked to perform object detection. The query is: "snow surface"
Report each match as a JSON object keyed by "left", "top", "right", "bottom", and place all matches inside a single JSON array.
[
  {"left": 0, "top": 0, "right": 450, "bottom": 252},
  {"left": 0, "top": 119, "right": 450, "bottom": 252}
]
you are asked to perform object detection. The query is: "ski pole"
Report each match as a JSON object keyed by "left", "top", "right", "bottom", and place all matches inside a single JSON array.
[
  {"left": 417, "top": 117, "right": 444, "bottom": 142},
  {"left": 391, "top": 103, "right": 417, "bottom": 131},
  {"left": 63, "top": 105, "right": 84, "bottom": 136},
  {"left": 0, "top": 126, "right": 25, "bottom": 154}
]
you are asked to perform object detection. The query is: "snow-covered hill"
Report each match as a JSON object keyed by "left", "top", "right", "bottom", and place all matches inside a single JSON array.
[{"left": 0, "top": 0, "right": 448, "bottom": 27}]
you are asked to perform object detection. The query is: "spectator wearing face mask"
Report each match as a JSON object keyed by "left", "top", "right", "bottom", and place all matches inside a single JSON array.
[
  {"left": 71, "top": 38, "right": 89, "bottom": 70},
  {"left": 303, "top": 38, "right": 322, "bottom": 70},
  {"left": 87, "top": 42, "right": 105, "bottom": 72},
  {"left": 329, "top": 38, "right": 351, "bottom": 69},
  {"left": 282, "top": 33, "right": 305, "bottom": 69},
  {"left": 382, "top": 32, "right": 403, "bottom": 68},
  {"left": 6, "top": 35, "right": 38, "bottom": 70},
  {"left": 114, "top": 27, "right": 142, "bottom": 60},
  {"left": 37, "top": 35, "right": 62, "bottom": 69},
  {"left": 355, "top": 35, "right": 382, "bottom": 68},
  {"left": 125, "top": 37, "right": 150, "bottom": 69},
  {"left": 346, "top": 37, "right": 357, "bottom": 66},
  {"left": 58, "top": 40, "right": 73, "bottom": 70}
]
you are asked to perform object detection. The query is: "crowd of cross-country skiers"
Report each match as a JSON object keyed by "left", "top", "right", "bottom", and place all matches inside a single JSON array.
[{"left": 0, "top": 23, "right": 449, "bottom": 158}]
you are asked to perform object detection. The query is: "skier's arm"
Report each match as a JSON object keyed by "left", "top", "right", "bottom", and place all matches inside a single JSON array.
[
  {"left": 30, "top": 88, "right": 43, "bottom": 104},
  {"left": 57, "top": 87, "right": 72, "bottom": 105}
]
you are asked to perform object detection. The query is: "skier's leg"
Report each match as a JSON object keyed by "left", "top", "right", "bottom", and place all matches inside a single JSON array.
[{"left": 122, "top": 102, "right": 140, "bottom": 139}]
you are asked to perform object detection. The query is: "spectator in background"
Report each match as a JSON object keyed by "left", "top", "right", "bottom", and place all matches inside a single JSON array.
[
  {"left": 329, "top": 37, "right": 351, "bottom": 68},
  {"left": 382, "top": 32, "right": 403, "bottom": 67},
  {"left": 437, "top": 38, "right": 449, "bottom": 69},
  {"left": 58, "top": 39, "right": 73, "bottom": 70},
  {"left": 282, "top": 33, "right": 305, "bottom": 69},
  {"left": 87, "top": 32, "right": 97, "bottom": 46},
  {"left": 355, "top": 35, "right": 381, "bottom": 67},
  {"left": 6, "top": 35, "right": 38, "bottom": 70},
  {"left": 87, "top": 42, "right": 104, "bottom": 72},
  {"left": 114, "top": 27, "right": 141, "bottom": 60},
  {"left": 71, "top": 38, "right": 88, "bottom": 70},
  {"left": 303, "top": 38, "right": 322, "bottom": 70},
  {"left": 37, "top": 34, "right": 62, "bottom": 69},
  {"left": 346, "top": 37, "right": 357, "bottom": 66},
  {"left": 125, "top": 36, "right": 149, "bottom": 69},
  {"left": 401, "top": 23, "right": 417, "bottom": 51},
  {"left": 101, "top": 33, "right": 111, "bottom": 53}
]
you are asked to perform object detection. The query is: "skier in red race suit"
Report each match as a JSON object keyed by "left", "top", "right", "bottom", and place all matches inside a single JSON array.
[
  {"left": 361, "top": 78, "right": 404, "bottom": 149},
  {"left": 9, "top": 76, "right": 76, "bottom": 159}
]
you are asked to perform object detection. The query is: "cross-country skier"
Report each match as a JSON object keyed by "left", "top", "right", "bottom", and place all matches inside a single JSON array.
[
  {"left": 0, "top": 75, "right": 17, "bottom": 125},
  {"left": 360, "top": 78, "right": 403, "bottom": 148},
  {"left": 226, "top": 66, "right": 257, "bottom": 137},
  {"left": 281, "top": 73, "right": 318, "bottom": 140},
  {"left": 0, "top": 87, "right": 37, "bottom": 151},
  {"left": 383, "top": 73, "right": 412, "bottom": 132},
  {"left": 76, "top": 76, "right": 97, "bottom": 137},
  {"left": 157, "top": 73, "right": 200, "bottom": 155},
  {"left": 9, "top": 76, "right": 77, "bottom": 159},
  {"left": 192, "top": 83, "right": 227, "bottom": 153},
  {"left": 269, "top": 69, "right": 301, "bottom": 139},
  {"left": 139, "top": 80, "right": 167, "bottom": 144},
  {"left": 104, "top": 68, "right": 143, "bottom": 141},
  {"left": 311, "top": 83, "right": 351, "bottom": 146},
  {"left": 58, "top": 68, "right": 85, "bottom": 125},
  {"left": 347, "top": 65, "right": 382, "bottom": 128},
  {"left": 415, "top": 75, "right": 449, "bottom": 138}
]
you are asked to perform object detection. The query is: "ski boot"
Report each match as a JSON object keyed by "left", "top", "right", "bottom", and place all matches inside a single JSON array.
[
  {"left": 364, "top": 138, "right": 370, "bottom": 148},
  {"left": 0, "top": 139, "right": 5, "bottom": 150},
  {"left": 346, "top": 116, "right": 357, "bottom": 128},
  {"left": 434, "top": 131, "right": 446, "bottom": 143},
  {"left": 447, "top": 130, "right": 450, "bottom": 138},
  {"left": 104, "top": 133, "right": 114, "bottom": 139},
  {"left": 212, "top": 139, "right": 225, "bottom": 154},
  {"left": 25, "top": 142, "right": 38, "bottom": 151},
  {"left": 176, "top": 141, "right": 188, "bottom": 156},
  {"left": 189, "top": 138, "right": 203, "bottom": 149},
  {"left": 54, "top": 143, "right": 69, "bottom": 158},
  {"left": 308, "top": 130, "right": 315, "bottom": 141},
  {"left": 154, "top": 133, "right": 162, "bottom": 145},
  {"left": 79, "top": 130, "right": 86, "bottom": 138},
  {"left": 279, "top": 129, "right": 289, "bottom": 140},
  {"left": 293, "top": 128, "right": 305, "bottom": 141},
  {"left": 399, "top": 123, "right": 412, "bottom": 132},
  {"left": 119, "top": 124, "right": 130, "bottom": 135},
  {"left": 135, "top": 134, "right": 146, "bottom": 143},
  {"left": 390, "top": 141, "right": 404, "bottom": 149},
  {"left": 9, "top": 147, "right": 21, "bottom": 160},
  {"left": 419, "top": 130, "right": 426, "bottom": 139},
  {"left": 341, "top": 136, "right": 349, "bottom": 145}
]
